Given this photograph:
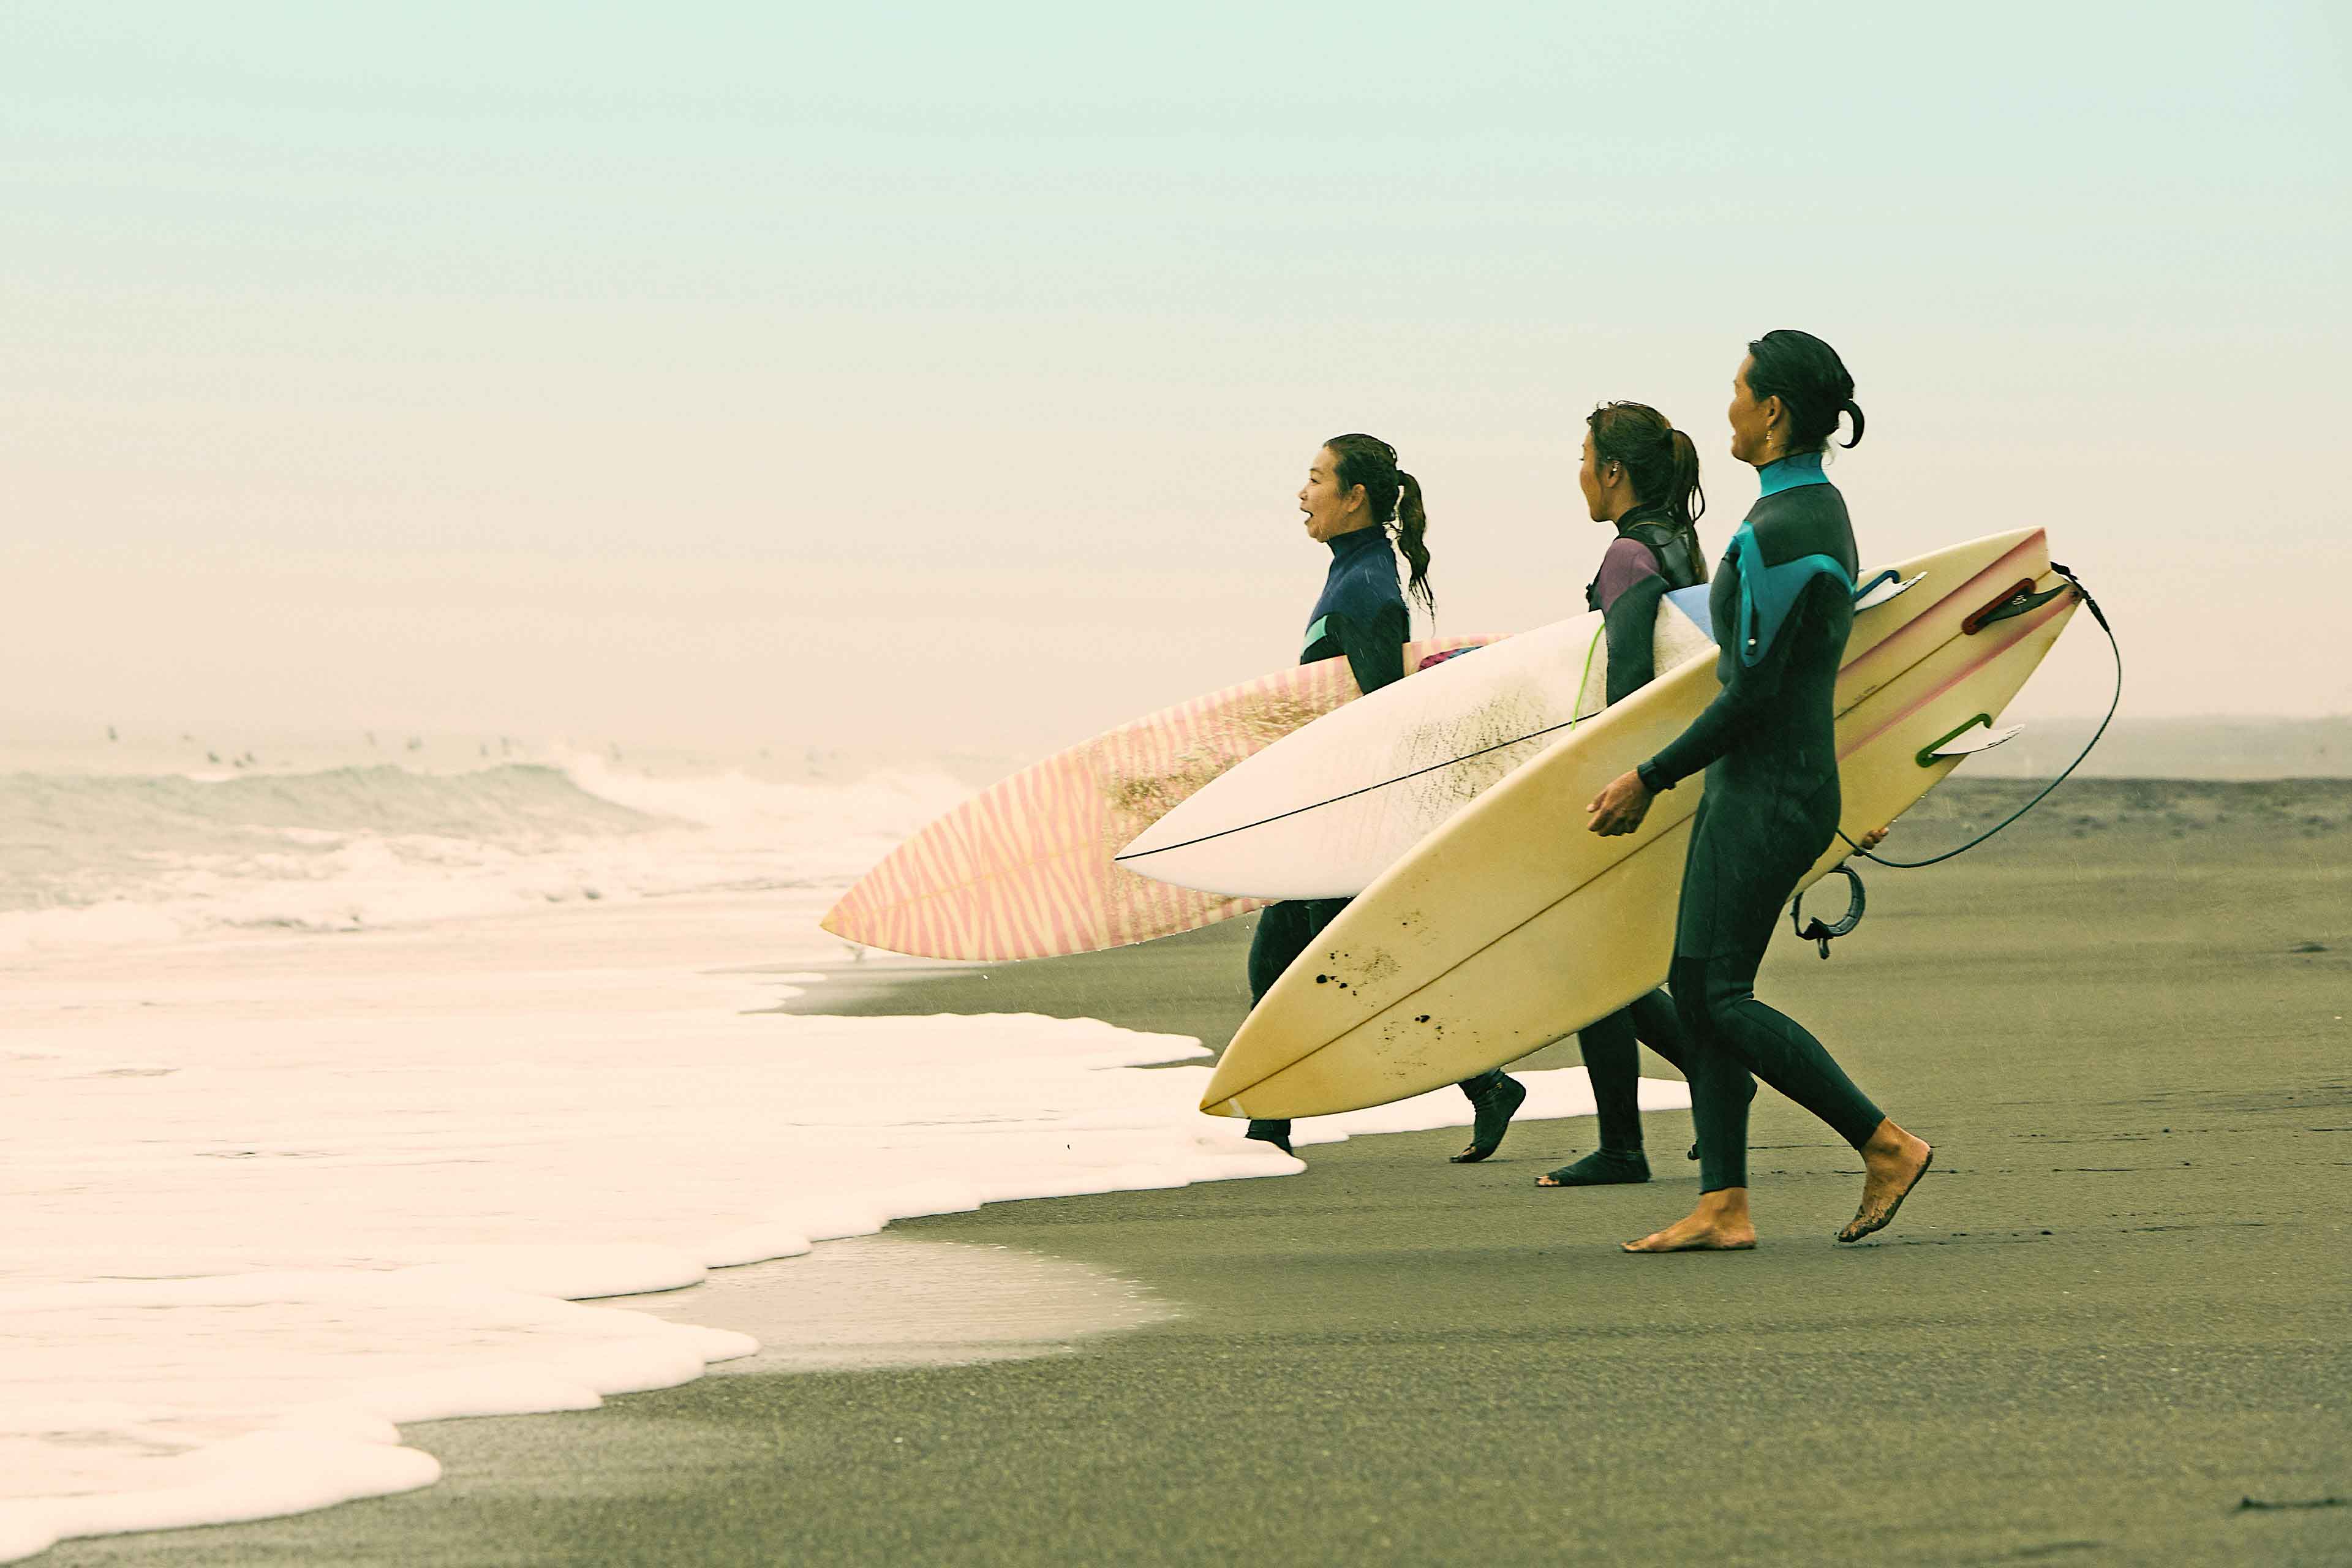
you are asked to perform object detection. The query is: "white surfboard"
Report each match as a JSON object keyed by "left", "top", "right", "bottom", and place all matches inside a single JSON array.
[
  {"left": 1197, "top": 527, "right": 2077, "bottom": 1119},
  {"left": 1117, "top": 597, "right": 1717, "bottom": 899}
]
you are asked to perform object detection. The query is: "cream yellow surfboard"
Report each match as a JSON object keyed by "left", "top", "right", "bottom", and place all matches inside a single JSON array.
[{"left": 1201, "top": 527, "right": 2076, "bottom": 1118}]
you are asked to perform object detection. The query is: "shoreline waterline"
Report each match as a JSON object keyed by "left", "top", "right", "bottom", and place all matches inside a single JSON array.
[{"left": 1, "top": 879, "right": 1660, "bottom": 1562}]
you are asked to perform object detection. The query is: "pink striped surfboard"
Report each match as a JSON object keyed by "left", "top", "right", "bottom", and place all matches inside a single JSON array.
[{"left": 820, "top": 636, "right": 1498, "bottom": 960}]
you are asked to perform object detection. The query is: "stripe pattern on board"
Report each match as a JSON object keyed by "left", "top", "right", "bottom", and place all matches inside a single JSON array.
[{"left": 821, "top": 637, "right": 1496, "bottom": 960}]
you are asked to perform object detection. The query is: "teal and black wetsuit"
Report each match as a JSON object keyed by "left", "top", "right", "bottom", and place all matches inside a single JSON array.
[
  {"left": 1635, "top": 451, "right": 1884, "bottom": 1192},
  {"left": 1548, "top": 507, "right": 1701, "bottom": 1180}
]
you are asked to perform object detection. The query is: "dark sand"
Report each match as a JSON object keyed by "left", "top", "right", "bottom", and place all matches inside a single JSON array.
[{"left": 53, "top": 781, "right": 2352, "bottom": 1566}]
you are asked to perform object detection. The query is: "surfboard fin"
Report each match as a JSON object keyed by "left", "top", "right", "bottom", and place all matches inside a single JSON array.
[
  {"left": 1853, "top": 570, "right": 1924, "bottom": 612},
  {"left": 1918, "top": 714, "right": 2024, "bottom": 767}
]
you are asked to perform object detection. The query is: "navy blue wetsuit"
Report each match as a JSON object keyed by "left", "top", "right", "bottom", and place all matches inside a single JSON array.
[
  {"left": 1635, "top": 453, "right": 1885, "bottom": 1192},
  {"left": 1246, "top": 526, "right": 1404, "bottom": 1004},
  {"left": 1243, "top": 526, "right": 1410, "bottom": 1150}
]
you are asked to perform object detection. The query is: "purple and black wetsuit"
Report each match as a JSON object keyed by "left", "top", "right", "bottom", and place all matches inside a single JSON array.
[{"left": 1541, "top": 507, "right": 1705, "bottom": 1186}]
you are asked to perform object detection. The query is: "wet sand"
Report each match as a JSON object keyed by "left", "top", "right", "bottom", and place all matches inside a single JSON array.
[{"left": 48, "top": 780, "right": 2352, "bottom": 1566}]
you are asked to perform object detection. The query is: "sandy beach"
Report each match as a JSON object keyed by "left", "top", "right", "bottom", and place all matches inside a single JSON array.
[{"left": 36, "top": 778, "right": 2348, "bottom": 1567}]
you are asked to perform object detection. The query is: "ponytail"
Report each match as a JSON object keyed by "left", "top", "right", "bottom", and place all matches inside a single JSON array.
[
  {"left": 1395, "top": 470, "right": 1434, "bottom": 616},
  {"left": 1662, "top": 426, "right": 1709, "bottom": 584},
  {"left": 1324, "top": 432, "right": 1436, "bottom": 618}
]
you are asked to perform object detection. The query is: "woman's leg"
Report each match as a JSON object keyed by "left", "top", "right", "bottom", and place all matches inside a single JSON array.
[
  {"left": 1240, "top": 897, "right": 1353, "bottom": 1153},
  {"left": 1670, "top": 954, "right": 1762, "bottom": 1193},
  {"left": 1624, "top": 795, "right": 1774, "bottom": 1250},
  {"left": 1692, "top": 930, "right": 1934, "bottom": 1243},
  {"left": 1447, "top": 1066, "right": 1528, "bottom": 1163},
  {"left": 1623, "top": 988, "right": 1687, "bottom": 1074},
  {"left": 1673, "top": 788, "right": 1881, "bottom": 1181},
  {"left": 1685, "top": 946, "right": 1885, "bottom": 1166},
  {"left": 1631, "top": 793, "right": 1928, "bottom": 1248},
  {"left": 1240, "top": 902, "right": 1311, "bottom": 1151},
  {"left": 1535, "top": 1005, "right": 1650, "bottom": 1185}
]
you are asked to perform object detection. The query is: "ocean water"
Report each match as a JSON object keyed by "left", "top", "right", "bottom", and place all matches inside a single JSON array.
[
  {"left": 0, "top": 736, "right": 1676, "bottom": 1562},
  {"left": 0, "top": 722, "right": 974, "bottom": 953}
]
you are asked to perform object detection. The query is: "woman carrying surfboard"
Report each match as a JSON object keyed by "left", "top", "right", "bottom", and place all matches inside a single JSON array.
[
  {"left": 1243, "top": 435, "right": 1527, "bottom": 1161},
  {"left": 1586, "top": 331, "right": 1934, "bottom": 1250},
  {"left": 1533, "top": 402, "right": 1708, "bottom": 1188}
]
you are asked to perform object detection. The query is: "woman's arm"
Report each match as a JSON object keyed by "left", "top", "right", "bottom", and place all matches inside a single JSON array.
[{"left": 1602, "top": 573, "right": 1667, "bottom": 708}]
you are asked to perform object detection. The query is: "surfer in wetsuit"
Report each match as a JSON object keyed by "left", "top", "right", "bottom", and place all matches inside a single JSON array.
[
  {"left": 1532, "top": 402, "right": 1707, "bottom": 1187},
  {"left": 1243, "top": 435, "right": 1527, "bottom": 1161},
  {"left": 1587, "top": 332, "right": 1933, "bottom": 1250}
]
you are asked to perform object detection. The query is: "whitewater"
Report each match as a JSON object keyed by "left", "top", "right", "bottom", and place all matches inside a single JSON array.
[{"left": 0, "top": 739, "right": 1678, "bottom": 1561}]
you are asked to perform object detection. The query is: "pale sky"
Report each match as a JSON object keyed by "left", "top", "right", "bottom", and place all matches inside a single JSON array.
[{"left": 5, "top": 2, "right": 2346, "bottom": 756}]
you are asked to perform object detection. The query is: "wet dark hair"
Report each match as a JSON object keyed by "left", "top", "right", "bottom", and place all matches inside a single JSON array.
[
  {"left": 1586, "top": 401, "right": 1708, "bottom": 584},
  {"left": 1323, "top": 432, "right": 1434, "bottom": 616},
  {"left": 1744, "top": 329, "right": 1865, "bottom": 451}
]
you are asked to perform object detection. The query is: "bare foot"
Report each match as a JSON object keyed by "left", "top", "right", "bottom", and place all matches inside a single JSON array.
[
  {"left": 1838, "top": 1121, "right": 1933, "bottom": 1243},
  {"left": 1623, "top": 1189, "right": 1757, "bottom": 1253}
]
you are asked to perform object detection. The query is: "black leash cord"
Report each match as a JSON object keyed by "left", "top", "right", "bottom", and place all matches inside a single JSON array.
[
  {"left": 1791, "top": 864, "right": 1866, "bottom": 958},
  {"left": 1838, "top": 563, "right": 2120, "bottom": 870}
]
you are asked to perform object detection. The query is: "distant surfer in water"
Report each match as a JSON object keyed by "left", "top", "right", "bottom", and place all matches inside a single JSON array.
[
  {"left": 1243, "top": 435, "right": 1528, "bottom": 1162},
  {"left": 1586, "top": 331, "right": 1932, "bottom": 1250},
  {"left": 1534, "top": 402, "right": 1708, "bottom": 1188}
]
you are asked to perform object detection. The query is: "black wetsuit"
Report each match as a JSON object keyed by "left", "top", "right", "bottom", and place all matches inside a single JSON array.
[
  {"left": 1635, "top": 453, "right": 1885, "bottom": 1192},
  {"left": 1246, "top": 525, "right": 1477, "bottom": 1150},
  {"left": 1561, "top": 507, "right": 1702, "bottom": 1172}
]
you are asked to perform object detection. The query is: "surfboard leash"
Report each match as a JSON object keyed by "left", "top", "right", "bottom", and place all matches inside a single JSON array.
[
  {"left": 1834, "top": 563, "right": 2120, "bottom": 872},
  {"left": 1790, "top": 864, "right": 1866, "bottom": 958},
  {"left": 1566, "top": 624, "right": 1604, "bottom": 735}
]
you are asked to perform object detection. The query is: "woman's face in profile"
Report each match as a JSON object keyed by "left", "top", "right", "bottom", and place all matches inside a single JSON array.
[
  {"left": 1726, "top": 356, "right": 1776, "bottom": 466},
  {"left": 1577, "top": 431, "right": 1610, "bottom": 523},
  {"left": 1298, "top": 447, "right": 1365, "bottom": 543}
]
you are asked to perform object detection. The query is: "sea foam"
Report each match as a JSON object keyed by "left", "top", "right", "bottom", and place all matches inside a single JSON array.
[{"left": 0, "top": 756, "right": 1680, "bottom": 1559}]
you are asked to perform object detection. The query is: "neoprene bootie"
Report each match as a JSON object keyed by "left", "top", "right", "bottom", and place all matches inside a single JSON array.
[
  {"left": 1539, "top": 1147, "right": 1651, "bottom": 1187},
  {"left": 1245, "top": 1119, "right": 1294, "bottom": 1155},
  {"left": 1448, "top": 1072, "right": 1527, "bottom": 1163}
]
